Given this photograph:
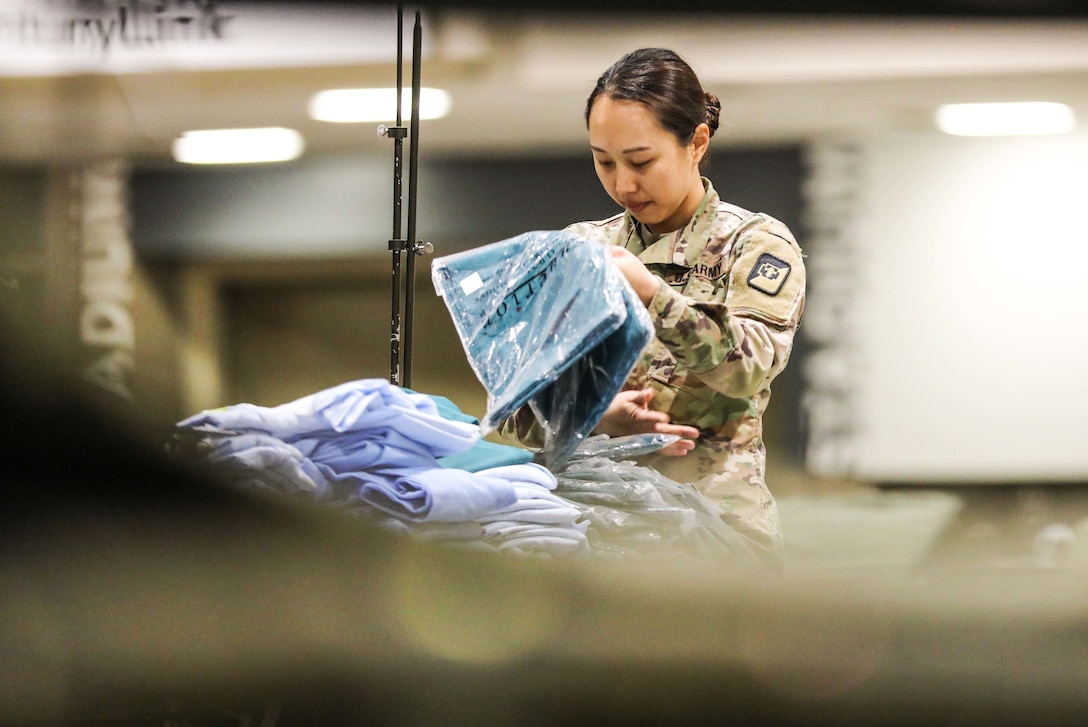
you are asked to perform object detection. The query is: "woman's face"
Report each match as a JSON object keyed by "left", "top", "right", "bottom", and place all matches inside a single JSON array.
[{"left": 588, "top": 95, "right": 709, "bottom": 234}]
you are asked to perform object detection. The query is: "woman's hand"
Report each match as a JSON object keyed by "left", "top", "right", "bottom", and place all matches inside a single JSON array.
[
  {"left": 608, "top": 246, "right": 659, "bottom": 306},
  {"left": 593, "top": 388, "right": 699, "bottom": 456}
]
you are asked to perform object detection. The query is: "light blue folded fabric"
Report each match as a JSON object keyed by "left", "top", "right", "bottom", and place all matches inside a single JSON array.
[
  {"left": 204, "top": 431, "right": 331, "bottom": 499},
  {"left": 431, "top": 230, "right": 653, "bottom": 467},
  {"left": 344, "top": 467, "right": 519, "bottom": 523},
  {"left": 294, "top": 427, "right": 435, "bottom": 473},
  {"left": 483, "top": 525, "right": 591, "bottom": 558},
  {"left": 178, "top": 380, "right": 592, "bottom": 557},
  {"left": 476, "top": 494, "right": 584, "bottom": 525},
  {"left": 481, "top": 522, "right": 588, "bottom": 539},
  {"left": 179, "top": 379, "right": 480, "bottom": 459},
  {"left": 476, "top": 462, "right": 557, "bottom": 490}
]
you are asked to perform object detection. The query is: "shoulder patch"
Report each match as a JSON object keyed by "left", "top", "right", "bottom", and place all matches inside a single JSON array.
[
  {"left": 726, "top": 229, "right": 805, "bottom": 326},
  {"left": 746, "top": 253, "right": 791, "bottom": 296}
]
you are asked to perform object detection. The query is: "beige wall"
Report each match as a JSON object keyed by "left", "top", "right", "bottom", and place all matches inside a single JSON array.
[{"left": 167, "top": 256, "right": 489, "bottom": 421}]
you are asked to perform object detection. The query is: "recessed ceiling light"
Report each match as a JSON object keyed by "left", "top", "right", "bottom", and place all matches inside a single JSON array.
[
  {"left": 308, "top": 87, "right": 452, "bottom": 123},
  {"left": 935, "top": 102, "right": 1075, "bottom": 137},
  {"left": 172, "top": 127, "right": 305, "bottom": 165}
]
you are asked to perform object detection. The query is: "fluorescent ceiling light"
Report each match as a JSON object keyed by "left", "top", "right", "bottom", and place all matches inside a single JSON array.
[
  {"left": 308, "top": 87, "right": 452, "bottom": 123},
  {"left": 172, "top": 127, "right": 305, "bottom": 164},
  {"left": 935, "top": 102, "right": 1075, "bottom": 137}
]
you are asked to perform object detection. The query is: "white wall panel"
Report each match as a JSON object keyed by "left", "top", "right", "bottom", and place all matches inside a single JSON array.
[{"left": 804, "top": 131, "right": 1088, "bottom": 482}]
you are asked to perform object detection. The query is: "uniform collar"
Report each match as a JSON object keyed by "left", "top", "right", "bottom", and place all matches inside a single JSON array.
[{"left": 620, "top": 178, "right": 718, "bottom": 268}]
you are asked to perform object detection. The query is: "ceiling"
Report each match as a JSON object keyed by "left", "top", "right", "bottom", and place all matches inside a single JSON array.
[{"left": 2, "top": 2, "right": 1088, "bottom": 167}]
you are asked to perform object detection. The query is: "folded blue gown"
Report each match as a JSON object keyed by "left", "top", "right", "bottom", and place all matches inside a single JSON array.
[{"left": 431, "top": 230, "right": 653, "bottom": 467}]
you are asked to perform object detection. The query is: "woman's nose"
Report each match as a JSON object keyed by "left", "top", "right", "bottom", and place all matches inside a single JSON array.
[{"left": 615, "top": 166, "right": 638, "bottom": 195}]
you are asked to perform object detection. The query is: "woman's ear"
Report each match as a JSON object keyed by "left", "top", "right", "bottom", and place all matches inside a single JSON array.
[{"left": 691, "top": 123, "right": 710, "bottom": 165}]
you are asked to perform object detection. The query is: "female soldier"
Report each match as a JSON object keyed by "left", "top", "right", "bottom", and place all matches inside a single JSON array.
[{"left": 503, "top": 47, "right": 805, "bottom": 565}]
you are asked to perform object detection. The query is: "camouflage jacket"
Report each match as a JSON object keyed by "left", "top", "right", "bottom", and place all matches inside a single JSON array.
[{"left": 499, "top": 179, "right": 805, "bottom": 553}]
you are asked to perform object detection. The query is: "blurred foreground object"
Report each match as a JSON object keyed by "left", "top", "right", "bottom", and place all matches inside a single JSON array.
[{"left": 5, "top": 329, "right": 1088, "bottom": 726}]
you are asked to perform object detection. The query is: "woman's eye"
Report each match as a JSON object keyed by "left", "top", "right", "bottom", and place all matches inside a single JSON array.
[
  {"left": 631, "top": 160, "right": 650, "bottom": 169},
  {"left": 595, "top": 159, "right": 614, "bottom": 169}
]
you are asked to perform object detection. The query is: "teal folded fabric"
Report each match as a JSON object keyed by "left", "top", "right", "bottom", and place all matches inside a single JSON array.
[
  {"left": 424, "top": 394, "right": 479, "bottom": 425},
  {"left": 431, "top": 230, "right": 653, "bottom": 467},
  {"left": 420, "top": 393, "right": 535, "bottom": 472},
  {"left": 438, "top": 438, "right": 534, "bottom": 472}
]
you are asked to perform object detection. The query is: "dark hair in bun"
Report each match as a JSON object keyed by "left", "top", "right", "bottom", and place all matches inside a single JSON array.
[
  {"left": 585, "top": 47, "right": 719, "bottom": 145},
  {"left": 705, "top": 92, "right": 721, "bottom": 137}
]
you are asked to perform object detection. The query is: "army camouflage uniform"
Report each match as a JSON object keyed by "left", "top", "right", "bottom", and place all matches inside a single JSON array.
[{"left": 501, "top": 178, "right": 805, "bottom": 565}]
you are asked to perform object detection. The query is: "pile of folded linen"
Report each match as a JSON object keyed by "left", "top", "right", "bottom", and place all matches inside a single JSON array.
[{"left": 177, "top": 378, "right": 589, "bottom": 558}]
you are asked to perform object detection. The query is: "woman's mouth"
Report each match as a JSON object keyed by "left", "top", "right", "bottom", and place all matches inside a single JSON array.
[{"left": 626, "top": 201, "right": 649, "bottom": 214}]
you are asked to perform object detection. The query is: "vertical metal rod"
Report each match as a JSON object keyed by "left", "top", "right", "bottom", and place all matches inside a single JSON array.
[
  {"left": 402, "top": 10, "right": 422, "bottom": 389},
  {"left": 388, "top": 4, "right": 405, "bottom": 385}
]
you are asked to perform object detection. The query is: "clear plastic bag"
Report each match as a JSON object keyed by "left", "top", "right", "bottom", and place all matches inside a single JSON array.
[
  {"left": 431, "top": 230, "right": 653, "bottom": 468},
  {"left": 554, "top": 456, "right": 765, "bottom": 568},
  {"left": 567, "top": 433, "right": 681, "bottom": 462}
]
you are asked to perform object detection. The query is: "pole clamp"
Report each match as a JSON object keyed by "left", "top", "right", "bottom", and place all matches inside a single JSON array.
[{"left": 377, "top": 125, "right": 408, "bottom": 139}]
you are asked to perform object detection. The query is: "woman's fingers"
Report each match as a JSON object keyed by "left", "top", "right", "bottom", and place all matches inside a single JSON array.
[
  {"left": 595, "top": 388, "right": 699, "bottom": 455},
  {"left": 655, "top": 421, "right": 701, "bottom": 440},
  {"left": 658, "top": 438, "right": 696, "bottom": 456}
]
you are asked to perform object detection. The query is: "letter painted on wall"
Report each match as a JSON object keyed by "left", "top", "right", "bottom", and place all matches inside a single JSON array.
[{"left": 78, "top": 160, "right": 134, "bottom": 402}]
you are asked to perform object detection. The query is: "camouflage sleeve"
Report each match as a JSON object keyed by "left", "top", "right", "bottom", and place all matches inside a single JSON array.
[
  {"left": 563, "top": 219, "right": 618, "bottom": 244},
  {"left": 649, "top": 229, "right": 805, "bottom": 398},
  {"left": 496, "top": 405, "right": 546, "bottom": 449}
]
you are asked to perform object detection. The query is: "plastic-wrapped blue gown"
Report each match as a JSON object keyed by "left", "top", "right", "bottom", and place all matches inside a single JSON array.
[{"left": 431, "top": 230, "right": 654, "bottom": 467}]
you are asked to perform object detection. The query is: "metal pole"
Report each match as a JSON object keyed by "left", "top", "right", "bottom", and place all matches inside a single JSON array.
[
  {"left": 402, "top": 11, "right": 422, "bottom": 389},
  {"left": 387, "top": 4, "right": 406, "bottom": 385}
]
